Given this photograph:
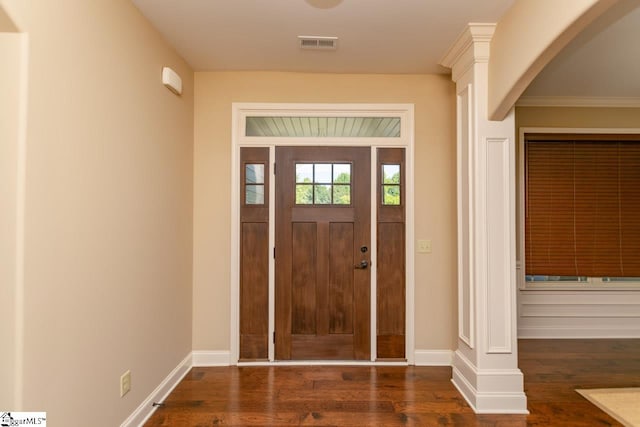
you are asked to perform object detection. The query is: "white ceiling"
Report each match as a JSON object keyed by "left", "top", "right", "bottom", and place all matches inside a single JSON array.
[
  {"left": 130, "top": 0, "right": 516, "bottom": 74},
  {"left": 131, "top": 0, "right": 640, "bottom": 99}
]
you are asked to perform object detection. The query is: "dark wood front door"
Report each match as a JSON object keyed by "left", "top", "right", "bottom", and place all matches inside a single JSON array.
[{"left": 275, "top": 146, "right": 371, "bottom": 360}]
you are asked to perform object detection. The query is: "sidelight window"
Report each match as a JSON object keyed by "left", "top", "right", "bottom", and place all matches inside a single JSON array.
[
  {"left": 245, "top": 163, "right": 265, "bottom": 205},
  {"left": 381, "top": 164, "right": 401, "bottom": 206}
]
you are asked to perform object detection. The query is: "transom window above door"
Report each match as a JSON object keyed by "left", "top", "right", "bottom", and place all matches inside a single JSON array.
[
  {"left": 295, "top": 163, "right": 351, "bottom": 205},
  {"left": 246, "top": 116, "right": 401, "bottom": 138}
]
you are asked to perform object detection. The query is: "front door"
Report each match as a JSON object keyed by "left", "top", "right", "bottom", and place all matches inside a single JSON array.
[{"left": 275, "top": 146, "right": 371, "bottom": 360}]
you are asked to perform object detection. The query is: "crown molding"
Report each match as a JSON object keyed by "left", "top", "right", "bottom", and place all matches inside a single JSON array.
[
  {"left": 516, "top": 96, "right": 640, "bottom": 108},
  {"left": 440, "top": 23, "right": 496, "bottom": 82}
]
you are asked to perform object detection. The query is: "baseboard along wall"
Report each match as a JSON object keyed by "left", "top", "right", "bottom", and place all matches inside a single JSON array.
[{"left": 120, "top": 353, "right": 192, "bottom": 427}]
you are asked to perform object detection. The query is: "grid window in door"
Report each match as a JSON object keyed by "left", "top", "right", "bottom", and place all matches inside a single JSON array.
[{"left": 295, "top": 163, "right": 351, "bottom": 205}]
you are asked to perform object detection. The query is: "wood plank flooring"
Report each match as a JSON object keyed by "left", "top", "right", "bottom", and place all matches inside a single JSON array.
[{"left": 145, "top": 339, "right": 640, "bottom": 426}]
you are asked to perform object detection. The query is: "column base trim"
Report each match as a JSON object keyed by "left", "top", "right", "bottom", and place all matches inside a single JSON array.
[{"left": 451, "top": 350, "right": 528, "bottom": 414}]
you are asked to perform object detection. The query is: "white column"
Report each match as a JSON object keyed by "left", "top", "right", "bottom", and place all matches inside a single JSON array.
[{"left": 441, "top": 24, "right": 527, "bottom": 414}]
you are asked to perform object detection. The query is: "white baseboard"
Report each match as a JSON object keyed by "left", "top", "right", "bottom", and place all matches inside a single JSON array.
[
  {"left": 192, "top": 350, "right": 231, "bottom": 366},
  {"left": 414, "top": 350, "right": 453, "bottom": 366},
  {"left": 120, "top": 352, "right": 192, "bottom": 427},
  {"left": 451, "top": 350, "right": 528, "bottom": 414}
]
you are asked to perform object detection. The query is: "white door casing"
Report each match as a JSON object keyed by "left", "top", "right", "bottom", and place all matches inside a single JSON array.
[{"left": 230, "top": 103, "right": 415, "bottom": 364}]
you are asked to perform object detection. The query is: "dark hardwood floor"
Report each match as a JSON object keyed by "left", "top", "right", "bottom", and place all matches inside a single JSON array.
[{"left": 145, "top": 339, "right": 640, "bottom": 426}]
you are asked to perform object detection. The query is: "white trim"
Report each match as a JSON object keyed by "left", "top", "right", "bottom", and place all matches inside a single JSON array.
[
  {"left": 229, "top": 107, "right": 240, "bottom": 364},
  {"left": 192, "top": 350, "right": 232, "bottom": 367},
  {"left": 268, "top": 145, "right": 276, "bottom": 361},
  {"left": 484, "top": 137, "right": 513, "bottom": 354},
  {"left": 440, "top": 24, "right": 496, "bottom": 83},
  {"left": 120, "top": 353, "right": 192, "bottom": 427},
  {"left": 404, "top": 106, "right": 416, "bottom": 365},
  {"left": 457, "top": 83, "right": 475, "bottom": 349},
  {"left": 238, "top": 360, "right": 408, "bottom": 367},
  {"left": 522, "top": 281, "right": 640, "bottom": 291},
  {"left": 236, "top": 103, "right": 413, "bottom": 147},
  {"left": 518, "top": 326, "right": 640, "bottom": 339},
  {"left": 517, "top": 96, "right": 640, "bottom": 108},
  {"left": 369, "top": 147, "right": 377, "bottom": 361},
  {"left": 451, "top": 351, "right": 528, "bottom": 414},
  {"left": 231, "top": 103, "right": 415, "bottom": 364},
  {"left": 520, "top": 126, "right": 640, "bottom": 135},
  {"left": 413, "top": 350, "right": 453, "bottom": 366}
]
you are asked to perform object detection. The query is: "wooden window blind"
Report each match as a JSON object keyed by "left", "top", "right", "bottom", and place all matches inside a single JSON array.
[{"left": 525, "top": 134, "right": 640, "bottom": 277}]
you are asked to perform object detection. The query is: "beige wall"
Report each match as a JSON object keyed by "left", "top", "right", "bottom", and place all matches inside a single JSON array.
[
  {"left": 0, "top": 29, "right": 24, "bottom": 409},
  {"left": 0, "top": 4, "right": 17, "bottom": 31},
  {"left": 489, "top": 0, "right": 616, "bottom": 120},
  {"left": 1, "top": 0, "right": 194, "bottom": 425},
  {"left": 193, "top": 71, "right": 458, "bottom": 353},
  {"left": 516, "top": 106, "right": 640, "bottom": 129}
]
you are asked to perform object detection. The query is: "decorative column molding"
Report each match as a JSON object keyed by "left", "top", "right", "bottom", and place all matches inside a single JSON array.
[{"left": 440, "top": 24, "right": 528, "bottom": 414}]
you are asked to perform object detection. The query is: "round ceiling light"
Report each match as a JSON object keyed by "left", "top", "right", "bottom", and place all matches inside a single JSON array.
[{"left": 304, "top": 0, "right": 344, "bottom": 9}]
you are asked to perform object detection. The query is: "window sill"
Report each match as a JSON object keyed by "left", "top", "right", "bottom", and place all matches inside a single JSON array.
[{"left": 522, "top": 282, "right": 640, "bottom": 291}]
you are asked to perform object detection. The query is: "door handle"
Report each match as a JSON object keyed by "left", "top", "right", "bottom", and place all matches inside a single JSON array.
[{"left": 354, "top": 260, "right": 369, "bottom": 269}]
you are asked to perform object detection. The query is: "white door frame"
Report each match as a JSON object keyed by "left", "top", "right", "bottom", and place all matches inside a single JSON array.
[{"left": 230, "top": 103, "right": 415, "bottom": 364}]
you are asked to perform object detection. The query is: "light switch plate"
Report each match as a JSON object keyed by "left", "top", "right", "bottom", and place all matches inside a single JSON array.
[{"left": 417, "top": 239, "right": 432, "bottom": 253}]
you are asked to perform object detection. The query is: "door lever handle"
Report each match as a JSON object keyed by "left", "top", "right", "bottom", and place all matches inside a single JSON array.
[{"left": 354, "top": 260, "right": 369, "bottom": 269}]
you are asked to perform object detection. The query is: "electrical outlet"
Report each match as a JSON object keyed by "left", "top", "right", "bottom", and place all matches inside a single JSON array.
[
  {"left": 120, "top": 370, "right": 131, "bottom": 397},
  {"left": 417, "top": 239, "right": 432, "bottom": 254}
]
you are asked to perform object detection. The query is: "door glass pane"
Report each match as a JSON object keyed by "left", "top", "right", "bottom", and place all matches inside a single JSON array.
[
  {"left": 314, "top": 185, "right": 332, "bottom": 204},
  {"left": 245, "top": 164, "right": 264, "bottom": 184},
  {"left": 333, "top": 185, "right": 351, "bottom": 204},
  {"left": 314, "top": 164, "right": 332, "bottom": 183},
  {"left": 296, "top": 164, "right": 313, "bottom": 183},
  {"left": 382, "top": 164, "right": 400, "bottom": 184},
  {"left": 383, "top": 185, "right": 400, "bottom": 205},
  {"left": 381, "top": 163, "right": 401, "bottom": 205},
  {"left": 294, "top": 162, "right": 352, "bottom": 205},
  {"left": 246, "top": 185, "right": 264, "bottom": 204},
  {"left": 296, "top": 184, "right": 313, "bottom": 204},
  {"left": 333, "top": 164, "right": 351, "bottom": 183}
]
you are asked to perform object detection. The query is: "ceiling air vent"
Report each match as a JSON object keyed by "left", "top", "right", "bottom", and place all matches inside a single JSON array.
[{"left": 298, "top": 36, "right": 338, "bottom": 50}]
